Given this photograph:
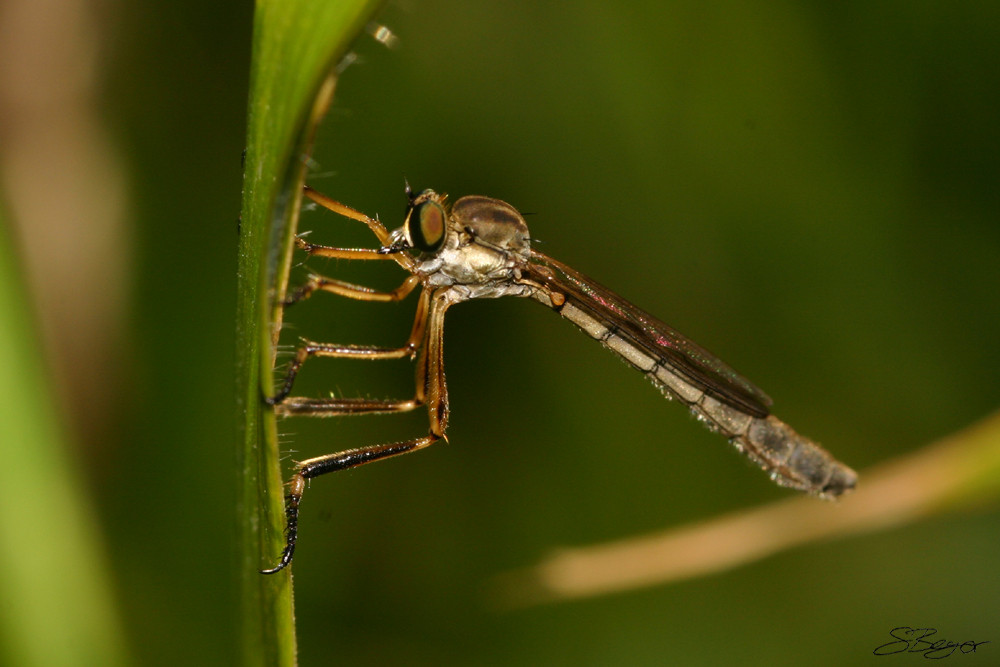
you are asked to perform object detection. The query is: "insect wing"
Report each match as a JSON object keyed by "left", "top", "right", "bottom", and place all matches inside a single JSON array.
[{"left": 526, "top": 250, "right": 773, "bottom": 418}]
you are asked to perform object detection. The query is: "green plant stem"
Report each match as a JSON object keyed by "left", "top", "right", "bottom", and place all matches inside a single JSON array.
[{"left": 235, "top": 1, "right": 385, "bottom": 665}]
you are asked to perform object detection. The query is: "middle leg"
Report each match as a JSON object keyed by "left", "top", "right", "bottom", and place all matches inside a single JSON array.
[
  {"left": 262, "top": 289, "right": 454, "bottom": 573},
  {"left": 268, "top": 288, "right": 432, "bottom": 404}
]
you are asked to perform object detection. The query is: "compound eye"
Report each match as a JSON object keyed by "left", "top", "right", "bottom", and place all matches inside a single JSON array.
[{"left": 408, "top": 200, "right": 446, "bottom": 252}]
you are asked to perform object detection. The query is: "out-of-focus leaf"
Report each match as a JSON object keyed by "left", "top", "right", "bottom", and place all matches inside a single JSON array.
[{"left": 0, "top": 207, "right": 129, "bottom": 665}]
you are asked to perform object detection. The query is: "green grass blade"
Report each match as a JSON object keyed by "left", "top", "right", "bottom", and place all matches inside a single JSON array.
[
  {"left": 236, "top": 1, "right": 385, "bottom": 665},
  {"left": 0, "top": 206, "right": 129, "bottom": 664}
]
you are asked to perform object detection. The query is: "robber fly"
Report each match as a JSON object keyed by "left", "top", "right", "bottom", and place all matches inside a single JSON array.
[{"left": 261, "top": 185, "right": 856, "bottom": 573}]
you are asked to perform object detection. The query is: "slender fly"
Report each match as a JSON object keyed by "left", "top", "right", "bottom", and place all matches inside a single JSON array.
[{"left": 261, "top": 185, "right": 857, "bottom": 573}]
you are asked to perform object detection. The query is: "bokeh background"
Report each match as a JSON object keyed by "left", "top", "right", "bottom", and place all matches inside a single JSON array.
[{"left": 2, "top": 0, "right": 999, "bottom": 664}]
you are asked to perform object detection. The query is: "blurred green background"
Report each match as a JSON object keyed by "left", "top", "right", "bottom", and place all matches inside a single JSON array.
[{"left": 2, "top": 0, "right": 999, "bottom": 665}]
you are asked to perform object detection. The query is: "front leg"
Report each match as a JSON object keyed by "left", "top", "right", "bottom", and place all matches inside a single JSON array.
[{"left": 283, "top": 271, "right": 420, "bottom": 306}]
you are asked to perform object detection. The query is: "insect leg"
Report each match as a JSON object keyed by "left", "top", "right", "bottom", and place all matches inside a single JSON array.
[
  {"left": 298, "top": 186, "right": 415, "bottom": 271},
  {"left": 303, "top": 185, "right": 391, "bottom": 245},
  {"left": 293, "top": 236, "right": 396, "bottom": 262},
  {"left": 262, "top": 290, "right": 452, "bottom": 573},
  {"left": 268, "top": 288, "right": 431, "bottom": 404},
  {"left": 259, "top": 434, "right": 442, "bottom": 574},
  {"left": 283, "top": 273, "right": 420, "bottom": 306}
]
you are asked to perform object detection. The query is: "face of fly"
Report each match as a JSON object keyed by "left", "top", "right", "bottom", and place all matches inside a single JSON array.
[{"left": 388, "top": 189, "right": 533, "bottom": 288}]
